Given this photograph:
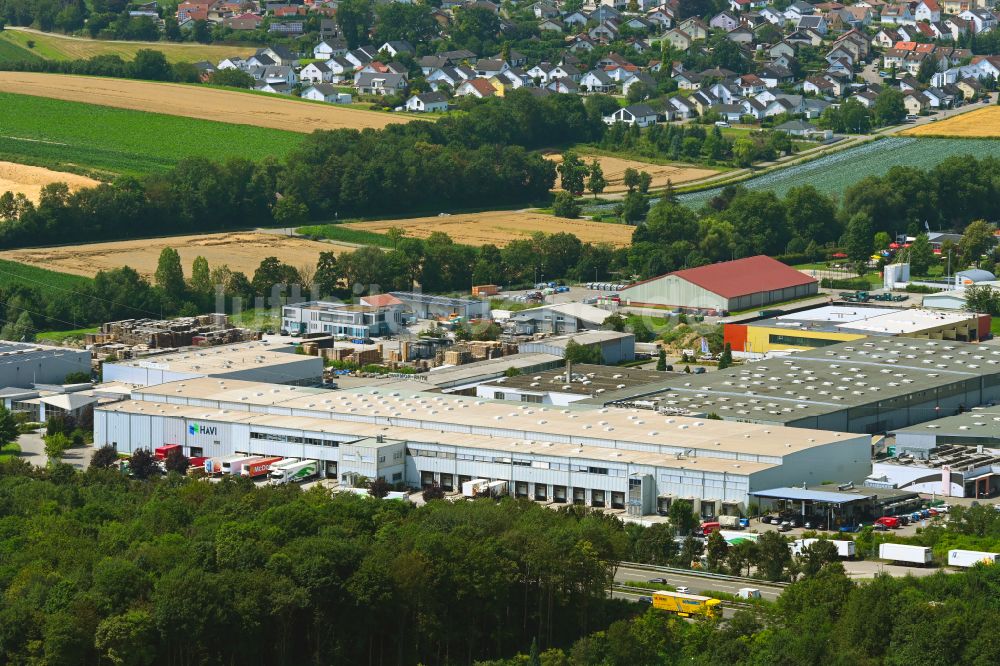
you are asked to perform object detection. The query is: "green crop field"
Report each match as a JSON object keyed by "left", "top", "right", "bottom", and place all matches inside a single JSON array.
[
  {"left": 0, "top": 92, "right": 304, "bottom": 177},
  {"left": 679, "top": 137, "right": 1000, "bottom": 207},
  {"left": 0, "top": 36, "right": 42, "bottom": 65},
  {"left": 0, "top": 258, "right": 93, "bottom": 298}
]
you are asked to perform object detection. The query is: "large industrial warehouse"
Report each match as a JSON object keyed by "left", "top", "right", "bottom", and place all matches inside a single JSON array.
[
  {"left": 590, "top": 338, "right": 1000, "bottom": 435},
  {"left": 94, "top": 377, "right": 871, "bottom": 517},
  {"left": 619, "top": 255, "right": 818, "bottom": 314}
]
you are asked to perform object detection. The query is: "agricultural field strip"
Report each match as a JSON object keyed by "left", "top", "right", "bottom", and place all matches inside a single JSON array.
[
  {"left": 677, "top": 137, "right": 1000, "bottom": 208},
  {"left": 900, "top": 106, "right": 1000, "bottom": 138},
  {"left": 0, "top": 90, "right": 304, "bottom": 176},
  {"left": 0, "top": 72, "right": 413, "bottom": 135}
]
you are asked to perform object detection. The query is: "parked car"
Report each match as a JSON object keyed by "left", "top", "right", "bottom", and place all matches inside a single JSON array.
[
  {"left": 648, "top": 577, "right": 668, "bottom": 584},
  {"left": 638, "top": 596, "right": 653, "bottom": 604},
  {"left": 777, "top": 522, "right": 792, "bottom": 532},
  {"left": 839, "top": 524, "right": 860, "bottom": 533}
]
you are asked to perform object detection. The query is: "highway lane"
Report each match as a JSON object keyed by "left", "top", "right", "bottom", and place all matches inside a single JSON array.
[{"left": 614, "top": 565, "right": 784, "bottom": 601}]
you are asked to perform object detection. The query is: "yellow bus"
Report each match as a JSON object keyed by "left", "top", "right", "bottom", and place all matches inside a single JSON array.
[{"left": 652, "top": 591, "right": 721, "bottom": 619}]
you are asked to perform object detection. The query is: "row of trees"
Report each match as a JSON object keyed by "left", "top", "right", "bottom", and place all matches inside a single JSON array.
[{"left": 598, "top": 122, "right": 792, "bottom": 168}]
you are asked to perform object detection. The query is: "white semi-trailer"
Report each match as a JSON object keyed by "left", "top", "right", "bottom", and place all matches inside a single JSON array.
[
  {"left": 269, "top": 460, "right": 318, "bottom": 485},
  {"left": 791, "top": 538, "right": 856, "bottom": 559},
  {"left": 879, "top": 543, "right": 932, "bottom": 565},
  {"left": 948, "top": 549, "right": 999, "bottom": 568}
]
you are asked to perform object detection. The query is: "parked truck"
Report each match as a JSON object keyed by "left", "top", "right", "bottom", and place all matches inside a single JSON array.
[
  {"left": 462, "top": 478, "right": 490, "bottom": 497},
  {"left": 718, "top": 516, "right": 743, "bottom": 529},
  {"left": 791, "top": 538, "right": 856, "bottom": 559},
  {"left": 154, "top": 444, "right": 182, "bottom": 460},
  {"left": 485, "top": 480, "right": 508, "bottom": 498},
  {"left": 948, "top": 549, "right": 999, "bottom": 568},
  {"left": 241, "top": 456, "right": 284, "bottom": 478},
  {"left": 206, "top": 455, "right": 244, "bottom": 475},
  {"left": 221, "top": 455, "right": 262, "bottom": 476},
  {"left": 269, "top": 460, "right": 318, "bottom": 485},
  {"left": 879, "top": 543, "right": 932, "bottom": 565}
]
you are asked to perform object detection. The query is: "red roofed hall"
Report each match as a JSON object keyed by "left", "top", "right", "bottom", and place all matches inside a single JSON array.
[{"left": 619, "top": 255, "right": 818, "bottom": 315}]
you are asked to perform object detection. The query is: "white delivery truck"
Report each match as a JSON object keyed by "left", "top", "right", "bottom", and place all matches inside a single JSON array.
[
  {"left": 948, "top": 549, "right": 1000, "bottom": 568},
  {"left": 206, "top": 454, "right": 243, "bottom": 475},
  {"left": 879, "top": 543, "right": 932, "bottom": 565},
  {"left": 485, "top": 480, "right": 509, "bottom": 498},
  {"left": 269, "top": 460, "right": 318, "bottom": 485},
  {"left": 462, "top": 478, "right": 489, "bottom": 497},
  {"left": 791, "top": 538, "right": 856, "bottom": 559},
  {"left": 719, "top": 515, "right": 742, "bottom": 529},
  {"left": 268, "top": 458, "right": 301, "bottom": 475},
  {"left": 738, "top": 588, "right": 761, "bottom": 600},
  {"left": 222, "top": 455, "right": 262, "bottom": 476}
]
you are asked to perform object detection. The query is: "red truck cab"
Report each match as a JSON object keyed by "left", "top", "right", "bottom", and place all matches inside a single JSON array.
[
  {"left": 875, "top": 516, "right": 900, "bottom": 529},
  {"left": 700, "top": 521, "right": 721, "bottom": 536}
]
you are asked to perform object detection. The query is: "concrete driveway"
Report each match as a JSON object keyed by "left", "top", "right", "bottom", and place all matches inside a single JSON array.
[{"left": 15, "top": 430, "right": 94, "bottom": 470}]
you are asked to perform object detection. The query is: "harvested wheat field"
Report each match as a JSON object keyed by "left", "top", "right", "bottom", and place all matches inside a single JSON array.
[
  {"left": 0, "top": 72, "right": 413, "bottom": 132},
  {"left": 345, "top": 210, "right": 635, "bottom": 248},
  {"left": 0, "top": 28, "right": 256, "bottom": 63},
  {"left": 901, "top": 106, "right": 1000, "bottom": 138},
  {"left": 0, "top": 232, "right": 356, "bottom": 279},
  {"left": 546, "top": 154, "right": 719, "bottom": 193},
  {"left": 0, "top": 160, "right": 99, "bottom": 202}
]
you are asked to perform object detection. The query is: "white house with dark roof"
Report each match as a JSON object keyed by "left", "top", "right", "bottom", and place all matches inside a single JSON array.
[
  {"left": 603, "top": 103, "right": 659, "bottom": 127},
  {"left": 405, "top": 92, "right": 449, "bottom": 112},
  {"left": 301, "top": 84, "right": 352, "bottom": 104}
]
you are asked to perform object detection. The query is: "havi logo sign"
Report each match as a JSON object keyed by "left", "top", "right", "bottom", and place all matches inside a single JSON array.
[{"left": 188, "top": 423, "right": 218, "bottom": 436}]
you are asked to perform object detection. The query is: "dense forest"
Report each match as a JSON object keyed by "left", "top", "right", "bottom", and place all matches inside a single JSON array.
[
  {"left": 4, "top": 459, "right": 1000, "bottom": 665},
  {"left": 0, "top": 459, "right": 633, "bottom": 665}
]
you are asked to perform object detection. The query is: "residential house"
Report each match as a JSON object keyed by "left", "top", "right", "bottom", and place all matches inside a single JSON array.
[
  {"left": 956, "top": 77, "right": 984, "bottom": 100},
  {"left": 344, "top": 49, "right": 373, "bottom": 69},
  {"left": 589, "top": 20, "right": 621, "bottom": 42},
  {"left": 727, "top": 26, "right": 754, "bottom": 43},
  {"left": 880, "top": 4, "right": 916, "bottom": 26},
  {"left": 758, "top": 65, "right": 794, "bottom": 87},
  {"left": 712, "top": 103, "right": 745, "bottom": 123},
  {"left": 710, "top": 11, "right": 740, "bottom": 31},
  {"left": 545, "top": 78, "right": 580, "bottom": 94},
  {"left": 455, "top": 78, "right": 497, "bottom": 98},
  {"left": 313, "top": 40, "right": 346, "bottom": 60},
  {"left": 759, "top": 6, "right": 785, "bottom": 24},
  {"left": 646, "top": 8, "right": 673, "bottom": 29},
  {"left": 945, "top": 16, "right": 971, "bottom": 41},
  {"left": 959, "top": 9, "right": 996, "bottom": 34},
  {"left": 662, "top": 28, "right": 693, "bottom": 51},
  {"left": 325, "top": 57, "right": 356, "bottom": 82},
  {"left": 804, "top": 75, "right": 837, "bottom": 96},
  {"left": 768, "top": 41, "right": 797, "bottom": 60},
  {"left": 624, "top": 16, "right": 654, "bottom": 31},
  {"left": 774, "top": 119, "right": 818, "bottom": 136},
  {"left": 678, "top": 17, "right": 709, "bottom": 40},
  {"left": 533, "top": 1, "right": 559, "bottom": 18},
  {"left": 527, "top": 62, "right": 555, "bottom": 83},
  {"left": 300, "top": 61, "right": 333, "bottom": 84},
  {"left": 803, "top": 98, "right": 831, "bottom": 118},
  {"left": 738, "top": 73, "right": 766, "bottom": 96},
  {"left": 784, "top": 0, "right": 815, "bottom": 21},
  {"left": 914, "top": 0, "right": 941, "bottom": 23},
  {"left": 674, "top": 71, "right": 703, "bottom": 89},
  {"left": 580, "top": 69, "right": 616, "bottom": 93},
  {"left": 903, "top": 90, "right": 930, "bottom": 114},
  {"left": 427, "top": 66, "right": 472, "bottom": 90},
  {"left": 549, "top": 63, "right": 581, "bottom": 81},
  {"left": 380, "top": 41, "right": 415, "bottom": 58},
  {"left": 256, "top": 82, "right": 292, "bottom": 94},
  {"left": 669, "top": 95, "right": 698, "bottom": 118},
  {"left": 730, "top": 0, "right": 767, "bottom": 10},
  {"left": 539, "top": 17, "right": 565, "bottom": 31},
  {"left": 874, "top": 28, "right": 902, "bottom": 48},
  {"left": 405, "top": 91, "right": 449, "bottom": 112},
  {"left": 355, "top": 72, "right": 408, "bottom": 96},
  {"left": 563, "top": 10, "right": 591, "bottom": 27},
  {"left": 224, "top": 13, "right": 263, "bottom": 31},
  {"left": 922, "top": 86, "right": 949, "bottom": 108},
  {"left": 301, "top": 84, "right": 351, "bottom": 104},
  {"left": 622, "top": 71, "right": 657, "bottom": 97},
  {"left": 603, "top": 103, "right": 660, "bottom": 127},
  {"left": 475, "top": 59, "right": 509, "bottom": 78}
]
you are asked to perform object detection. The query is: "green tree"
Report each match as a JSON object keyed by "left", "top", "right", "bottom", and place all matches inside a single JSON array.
[
  {"left": 727, "top": 539, "right": 759, "bottom": 576},
  {"left": 586, "top": 160, "right": 606, "bottom": 199},
  {"left": 128, "top": 49, "right": 172, "bottom": 81},
  {"left": 732, "top": 137, "right": 755, "bottom": 167},
  {"left": 369, "top": 477, "right": 391, "bottom": 497},
  {"left": 717, "top": 342, "right": 733, "bottom": 370},
  {"left": 314, "top": 251, "right": 342, "bottom": 297},
  {"left": 557, "top": 152, "right": 587, "bottom": 195},
  {"left": 637, "top": 171, "right": 653, "bottom": 195},
  {"left": 705, "top": 530, "right": 728, "bottom": 571},
  {"left": 552, "top": 191, "right": 580, "bottom": 219},
  {"left": 874, "top": 88, "right": 906, "bottom": 126},
  {"left": 964, "top": 284, "right": 1000, "bottom": 316},
  {"left": 0, "top": 403, "right": 18, "bottom": 444},
  {"left": 757, "top": 531, "right": 791, "bottom": 582},
  {"left": 623, "top": 167, "right": 640, "bottom": 192},
  {"left": 336, "top": 0, "right": 371, "bottom": 48},
  {"left": 844, "top": 212, "right": 875, "bottom": 265},
  {"left": 128, "top": 448, "right": 158, "bottom": 480},
  {"left": 189, "top": 256, "right": 211, "bottom": 297},
  {"left": 564, "top": 340, "right": 602, "bottom": 364},
  {"left": 90, "top": 444, "right": 120, "bottom": 470},
  {"left": 656, "top": 348, "right": 667, "bottom": 371},
  {"left": 0, "top": 310, "right": 35, "bottom": 342},
  {"left": 798, "top": 538, "right": 840, "bottom": 577},
  {"left": 668, "top": 499, "right": 698, "bottom": 536},
  {"left": 95, "top": 610, "right": 158, "bottom": 666},
  {"left": 164, "top": 448, "right": 190, "bottom": 475},
  {"left": 154, "top": 247, "right": 185, "bottom": 301},
  {"left": 621, "top": 191, "right": 649, "bottom": 224},
  {"left": 272, "top": 196, "right": 309, "bottom": 228},
  {"left": 602, "top": 313, "right": 626, "bottom": 332},
  {"left": 252, "top": 257, "right": 301, "bottom": 297},
  {"left": 44, "top": 432, "right": 71, "bottom": 464},
  {"left": 908, "top": 233, "right": 935, "bottom": 275},
  {"left": 208, "top": 68, "right": 255, "bottom": 88},
  {"left": 959, "top": 220, "right": 996, "bottom": 267}
]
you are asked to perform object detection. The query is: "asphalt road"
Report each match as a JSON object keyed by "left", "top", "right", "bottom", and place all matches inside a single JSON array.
[
  {"left": 612, "top": 587, "right": 740, "bottom": 619},
  {"left": 16, "top": 430, "right": 94, "bottom": 469},
  {"left": 614, "top": 564, "right": 784, "bottom": 601}
]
